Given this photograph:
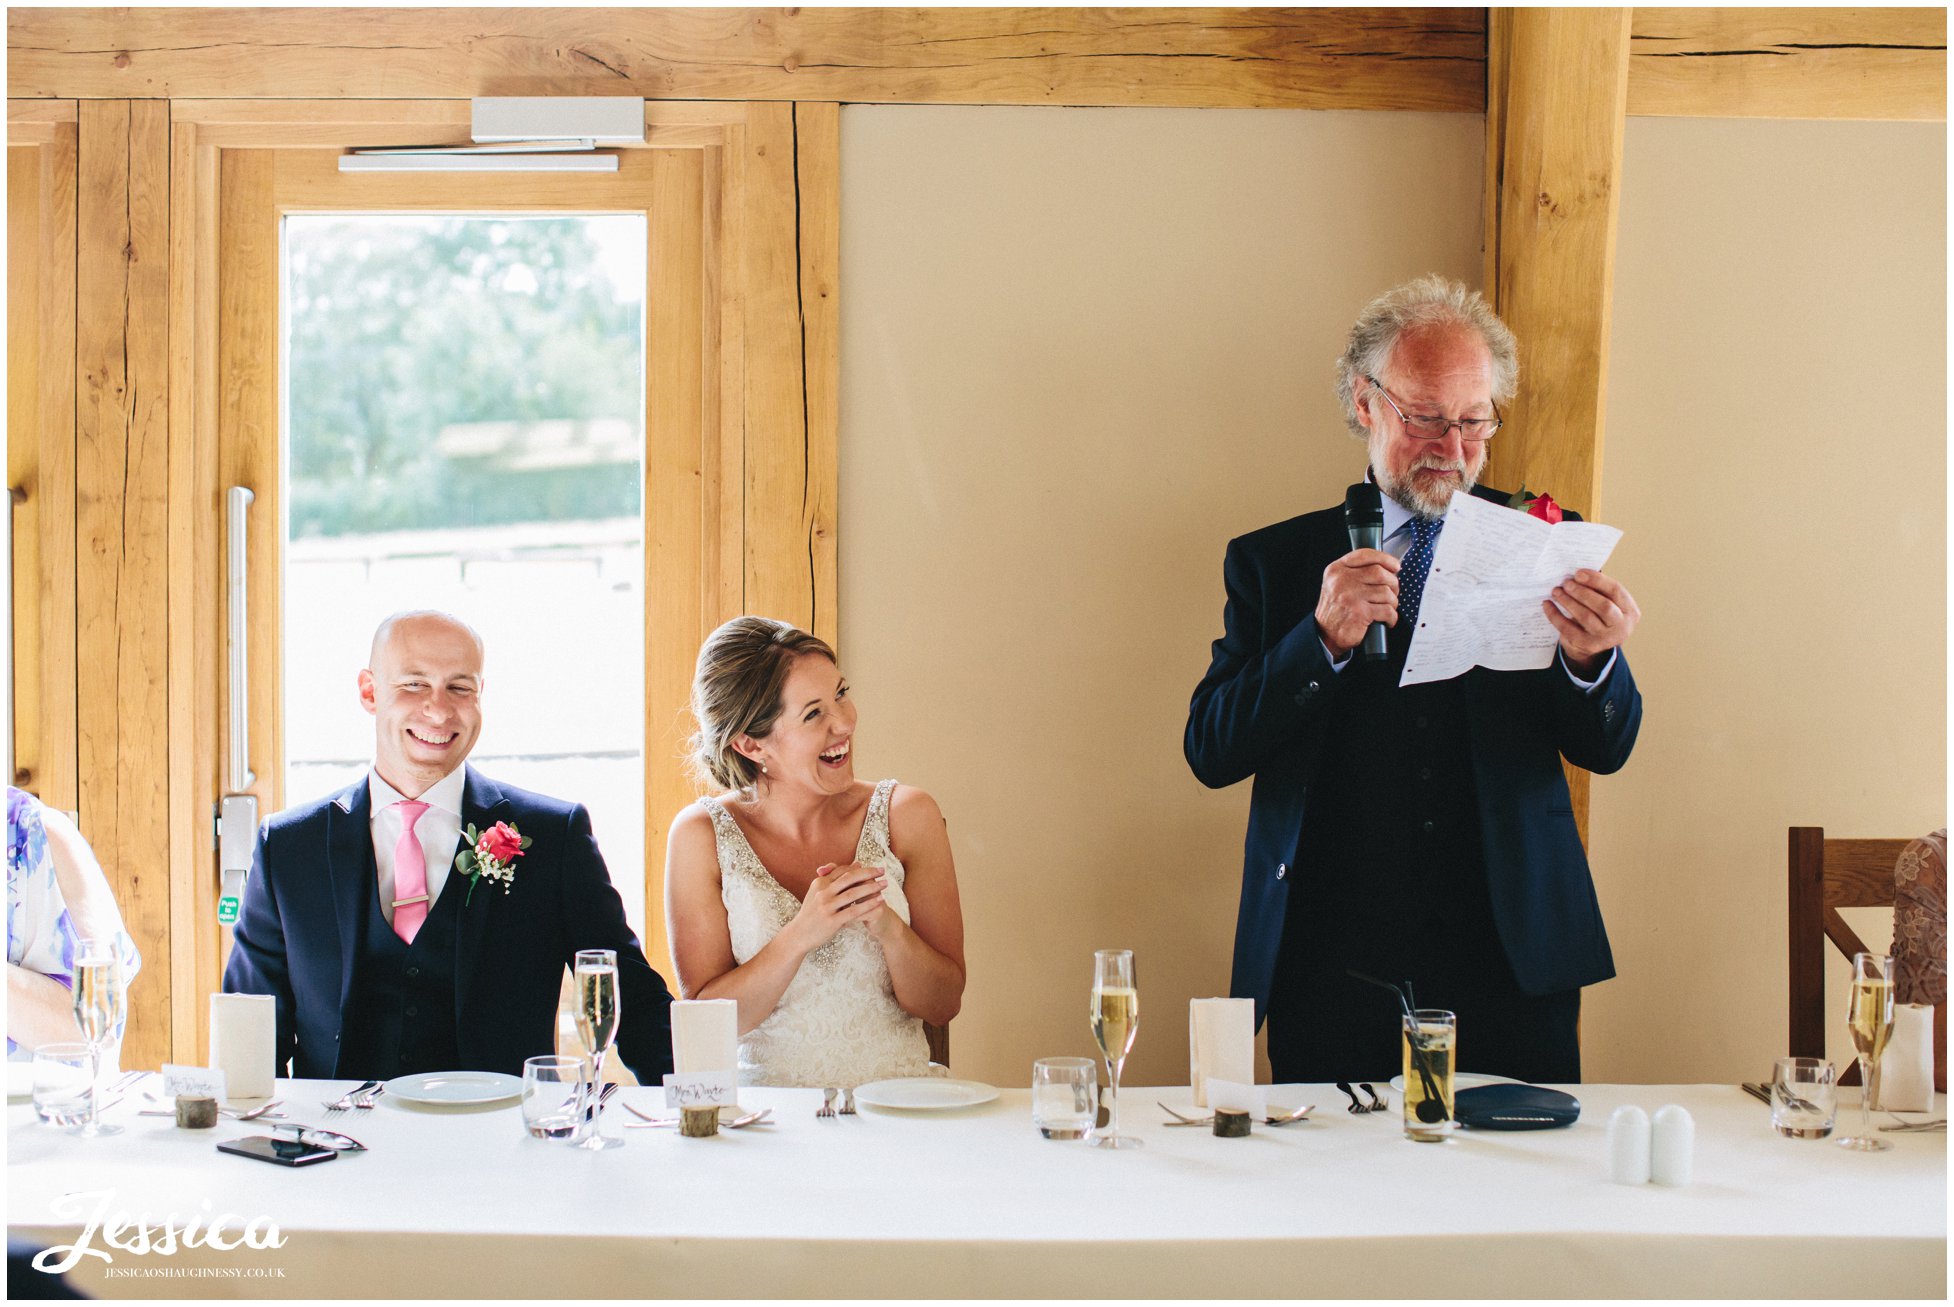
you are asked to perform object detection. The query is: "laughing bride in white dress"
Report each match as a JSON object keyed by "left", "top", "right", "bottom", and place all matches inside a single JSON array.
[{"left": 664, "top": 617, "right": 965, "bottom": 1087}]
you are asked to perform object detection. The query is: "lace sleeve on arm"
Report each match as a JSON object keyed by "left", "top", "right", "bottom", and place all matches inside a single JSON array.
[{"left": 1893, "top": 829, "right": 1946, "bottom": 1007}]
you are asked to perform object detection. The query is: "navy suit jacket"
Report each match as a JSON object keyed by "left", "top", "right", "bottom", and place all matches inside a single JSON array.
[
  {"left": 223, "top": 766, "right": 674, "bottom": 1082},
  {"left": 1184, "top": 483, "right": 1642, "bottom": 1019}
]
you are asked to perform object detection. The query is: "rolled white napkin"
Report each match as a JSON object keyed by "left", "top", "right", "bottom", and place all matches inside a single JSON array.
[
  {"left": 671, "top": 998, "right": 739, "bottom": 1076},
  {"left": 1189, "top": 997, "right": 1254, "bottom": 1109},
  {"left": 208, "top": 993, "right": 276, "bottom": 1099},
  {"left": 1875, "top": 1005, "right": 1935, "bottom": 1112}
]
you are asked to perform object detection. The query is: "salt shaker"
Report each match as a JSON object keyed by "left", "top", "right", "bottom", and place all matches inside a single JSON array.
[
  {"left": 1650, "top": 1105, "right": 1694, "bottom": 1187},
  {"left": 1606, "top": 1105, "right": 1651, "bottom": 1184}
]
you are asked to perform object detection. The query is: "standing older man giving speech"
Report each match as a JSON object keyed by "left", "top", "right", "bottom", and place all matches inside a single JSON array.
[{"left": 1185, "top": 276, "right": 1643, "bottom": 1085}]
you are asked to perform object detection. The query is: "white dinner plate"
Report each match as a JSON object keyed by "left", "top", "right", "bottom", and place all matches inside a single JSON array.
[
  {"left": 7, "top": 1061, "right": 34, "bottom": 1102},
  {"left": 851, "top": 1077, "right": 999, "bottom": 1111},
  {"left": 383, "top": 1070, "right": 523, "bottom": 1106},
  {"left": 1388, "top": 1072, "right": 1522, "bottom": 1093}
]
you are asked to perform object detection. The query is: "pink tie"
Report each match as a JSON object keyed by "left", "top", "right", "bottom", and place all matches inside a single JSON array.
[{"left": 392, "top": 800, "right": 431, "bottom": 944}]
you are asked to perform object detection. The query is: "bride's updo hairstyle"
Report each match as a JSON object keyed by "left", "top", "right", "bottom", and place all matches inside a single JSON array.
[{"left": 689, "top": 616, "right": 838, "bottom": 793}]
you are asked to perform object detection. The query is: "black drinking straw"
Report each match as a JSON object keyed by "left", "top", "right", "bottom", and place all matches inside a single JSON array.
[{"left": 1347, "top": 970, "right": 1446, "bottom": 1123}]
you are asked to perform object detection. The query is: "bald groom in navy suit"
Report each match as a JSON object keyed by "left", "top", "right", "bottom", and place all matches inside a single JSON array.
[{"left": 224, "top": 611, "right": 673, "bottom": 1083}]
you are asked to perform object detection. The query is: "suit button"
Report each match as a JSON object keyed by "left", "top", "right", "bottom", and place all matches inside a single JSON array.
[
  {"left": 1604, "top": 703, "right": 1615, "bottom": 720},
  {"left": 1422, "top": 820, "right": 1435, "bottom": 834},
  {"left": 1276, "top": 863, "right": 1287, "bottom": 880},
  {"left": 405, "top": 1005, "right": 419, "bottom": 1018},
  {"left": 1307, "top": 681, "right": 1320, "bottom": 693},
  {"left": 1418, "top": 767, "right": 1432, "bottom": 781},
  {"left": 406, "top": 966, "right": 419, "bottom": 978}
]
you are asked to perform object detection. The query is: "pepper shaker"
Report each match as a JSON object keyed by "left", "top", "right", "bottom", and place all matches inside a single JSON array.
[
  {"left": 1606, "top": 1105, "right": 1650, "bottom": 1184},
  {"left": 1651, "top": 1105, "right": 1694, "bottom": 1187}
]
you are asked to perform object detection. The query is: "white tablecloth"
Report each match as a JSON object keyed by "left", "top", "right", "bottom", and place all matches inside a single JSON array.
[{"left": 7, "top": 1080, "right": 1944, "bottom": 1298}]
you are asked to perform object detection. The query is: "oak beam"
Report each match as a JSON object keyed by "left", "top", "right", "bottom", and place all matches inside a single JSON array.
[
  {"left": 645, "top": 147, "right": 708, "bottom": 974},
  {"left": 1629, "top": 7, "right": 1946, "bottom": 121},
  {"left": 797, "top": 102, "right": 840, "bottom": 653},
  {"left": 167, "top": 119, "right": 223, "bottom": 1063},
  {"left": 76, "top": 99, "right": 172, "bottom": 1071},
  {"left": 9, "top": 8, "right": 1486, "bottom": 111},
  {"left": 739, "top": 102, "right": 838, "bottom": 639},
  {"left": 7, "top": 107, "right": 79, "bottom": 810},
  {"left": 1482, "top": 9, "right": 1632, "bottom": 847}
]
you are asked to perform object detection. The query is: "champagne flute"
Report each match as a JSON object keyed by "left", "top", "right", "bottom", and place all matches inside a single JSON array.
[
  {"left": 1837, "top": 951, "right": 1895, "bottom": 1153},
  {"left": 70, "top": 938, "right": 127, "bottom": 1138},
  {"left": 572, "top": 949, "right": 623, "bottom": 1150},
  {"left": 1087, "top": 949, "right": 1141, "bottom": 1150}
]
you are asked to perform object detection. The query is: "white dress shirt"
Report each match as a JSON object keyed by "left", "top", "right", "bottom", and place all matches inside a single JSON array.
[
  {"left": 368, "top": 766, "right": 466, "bottom": 926},
  {"left": 1325, "top": 486, "right": 1616, "bottom": 690}
]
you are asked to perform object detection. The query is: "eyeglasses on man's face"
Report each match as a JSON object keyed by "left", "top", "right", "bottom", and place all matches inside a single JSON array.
[{"left": 1363, "top": 375, "right": 1502, "bottom": 443}]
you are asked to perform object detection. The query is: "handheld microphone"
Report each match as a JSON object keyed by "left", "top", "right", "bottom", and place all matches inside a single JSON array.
[{"left": 1342, "top": 482, "right": 1388, "bottom": 663}]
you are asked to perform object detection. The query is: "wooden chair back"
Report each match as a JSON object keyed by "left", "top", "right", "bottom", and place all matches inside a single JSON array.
[{"left": 1788, "top": 827, "right": 1943, "bottom": 1088}]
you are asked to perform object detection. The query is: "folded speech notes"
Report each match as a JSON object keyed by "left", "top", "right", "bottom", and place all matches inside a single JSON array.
[{"left": 1401, "top": 492, "right": 1623, "bottom": 687}]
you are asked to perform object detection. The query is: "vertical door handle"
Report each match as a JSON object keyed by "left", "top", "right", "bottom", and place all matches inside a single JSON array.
[
  {"left": 221, "top": 486, "right": 258, "bottom": 925},
  {"left": 227, "top": 485, "right": 256, "bottom": 791}
]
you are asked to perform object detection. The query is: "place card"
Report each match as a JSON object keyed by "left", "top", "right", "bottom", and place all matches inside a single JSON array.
[
  {"left": 663, "top": 1071, "right": 737, "bottom": 1109},
  {"left": 1204, "top": 1078, "right": 1266, "bottom": 1117},
  {"left": 162, "top": 1064, "right": 228, "bottom": 1101}
]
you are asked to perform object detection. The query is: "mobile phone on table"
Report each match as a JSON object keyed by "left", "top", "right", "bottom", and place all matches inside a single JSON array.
[{"left": 217, "top": 1135, "right": 338, "bottom": 1167}]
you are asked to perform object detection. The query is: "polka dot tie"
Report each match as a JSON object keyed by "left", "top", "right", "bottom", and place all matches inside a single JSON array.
[{"left": 1399, "top": 516, "right": 1442, "bottom": 633}]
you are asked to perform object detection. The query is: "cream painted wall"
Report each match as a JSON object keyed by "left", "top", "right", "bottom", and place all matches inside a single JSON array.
[
  {"left": 838, "top": 106, "right": 1484, "bottom": 1087},
  {"left": 1587, "top": 117, "right": 1946, "bottom": 1083}
]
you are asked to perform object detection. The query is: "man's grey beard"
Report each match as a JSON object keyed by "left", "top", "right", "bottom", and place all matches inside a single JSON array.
[{"left": 1371, "top": 436, "right": 1482, "bottom": 518}]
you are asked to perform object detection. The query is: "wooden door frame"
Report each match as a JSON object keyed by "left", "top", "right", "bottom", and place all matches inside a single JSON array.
[
  {"left": 7, "top": 102, "right": 79, "bottom": 814},
  {"left": 168, "top": 99, "right": 836, "bottom": 1063}
]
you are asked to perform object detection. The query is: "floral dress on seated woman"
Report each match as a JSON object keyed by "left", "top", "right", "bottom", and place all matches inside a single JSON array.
[{"left": 7, "top": 788, "right": 142, "bottom": 1059}]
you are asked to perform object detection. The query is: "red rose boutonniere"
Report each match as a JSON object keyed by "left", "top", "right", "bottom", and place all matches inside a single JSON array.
[
  {"left": 1506, "top": 485, "right": 1563, "bottom": 524},
  {"left": 454, "top": 820, "right": 530, "bottom": 904}
]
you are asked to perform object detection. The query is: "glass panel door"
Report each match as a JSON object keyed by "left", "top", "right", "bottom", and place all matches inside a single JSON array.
[{"left": 280, "top": 213, "right": 651, "bottom": 934}]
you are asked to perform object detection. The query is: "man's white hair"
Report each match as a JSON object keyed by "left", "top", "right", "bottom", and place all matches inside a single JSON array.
[{"left": 1333, "top": 275, "right": 1519, "bottom": 439}]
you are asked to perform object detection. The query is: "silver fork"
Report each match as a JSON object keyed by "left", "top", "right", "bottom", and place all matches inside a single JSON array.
[
  {"left": 95, "top": 1070, "right": 146, "bottom": 1114},
  {"left": 353, "top": 1084, "right": 386, "bottom": 1110},
  {"left": 839, "top": 1087, "right": 857, "bottom": 1116},
  {"left": 625, "top": 1104, "right": 774, "bottom": 1130},
  {"left": 1158, "top": 1101, "right": 1213, "bottom": 1127},
  {"left": 1265, "top": 1103, "right": 1316, "bottom": 1126},
  {"left": 1880, "top": 1113, "right": 1947, "bottom": 1133},
  {"left": 1358, "top": 1084, "right": 1388, "bottom": 1113},
  {"left": 138, "top": 1101, "right": 285, "bottom": 1121},
  {"left": 817, "top": 1087, "right": 837, "bottom": 1119},
  {"left": 324, "top": 1079, "right": 380, "bottom": 1115}
]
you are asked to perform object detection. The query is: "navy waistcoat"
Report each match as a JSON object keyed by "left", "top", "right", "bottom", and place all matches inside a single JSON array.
[{"left": 338, "top": 861, "right": 465, "bottom": 1080}]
